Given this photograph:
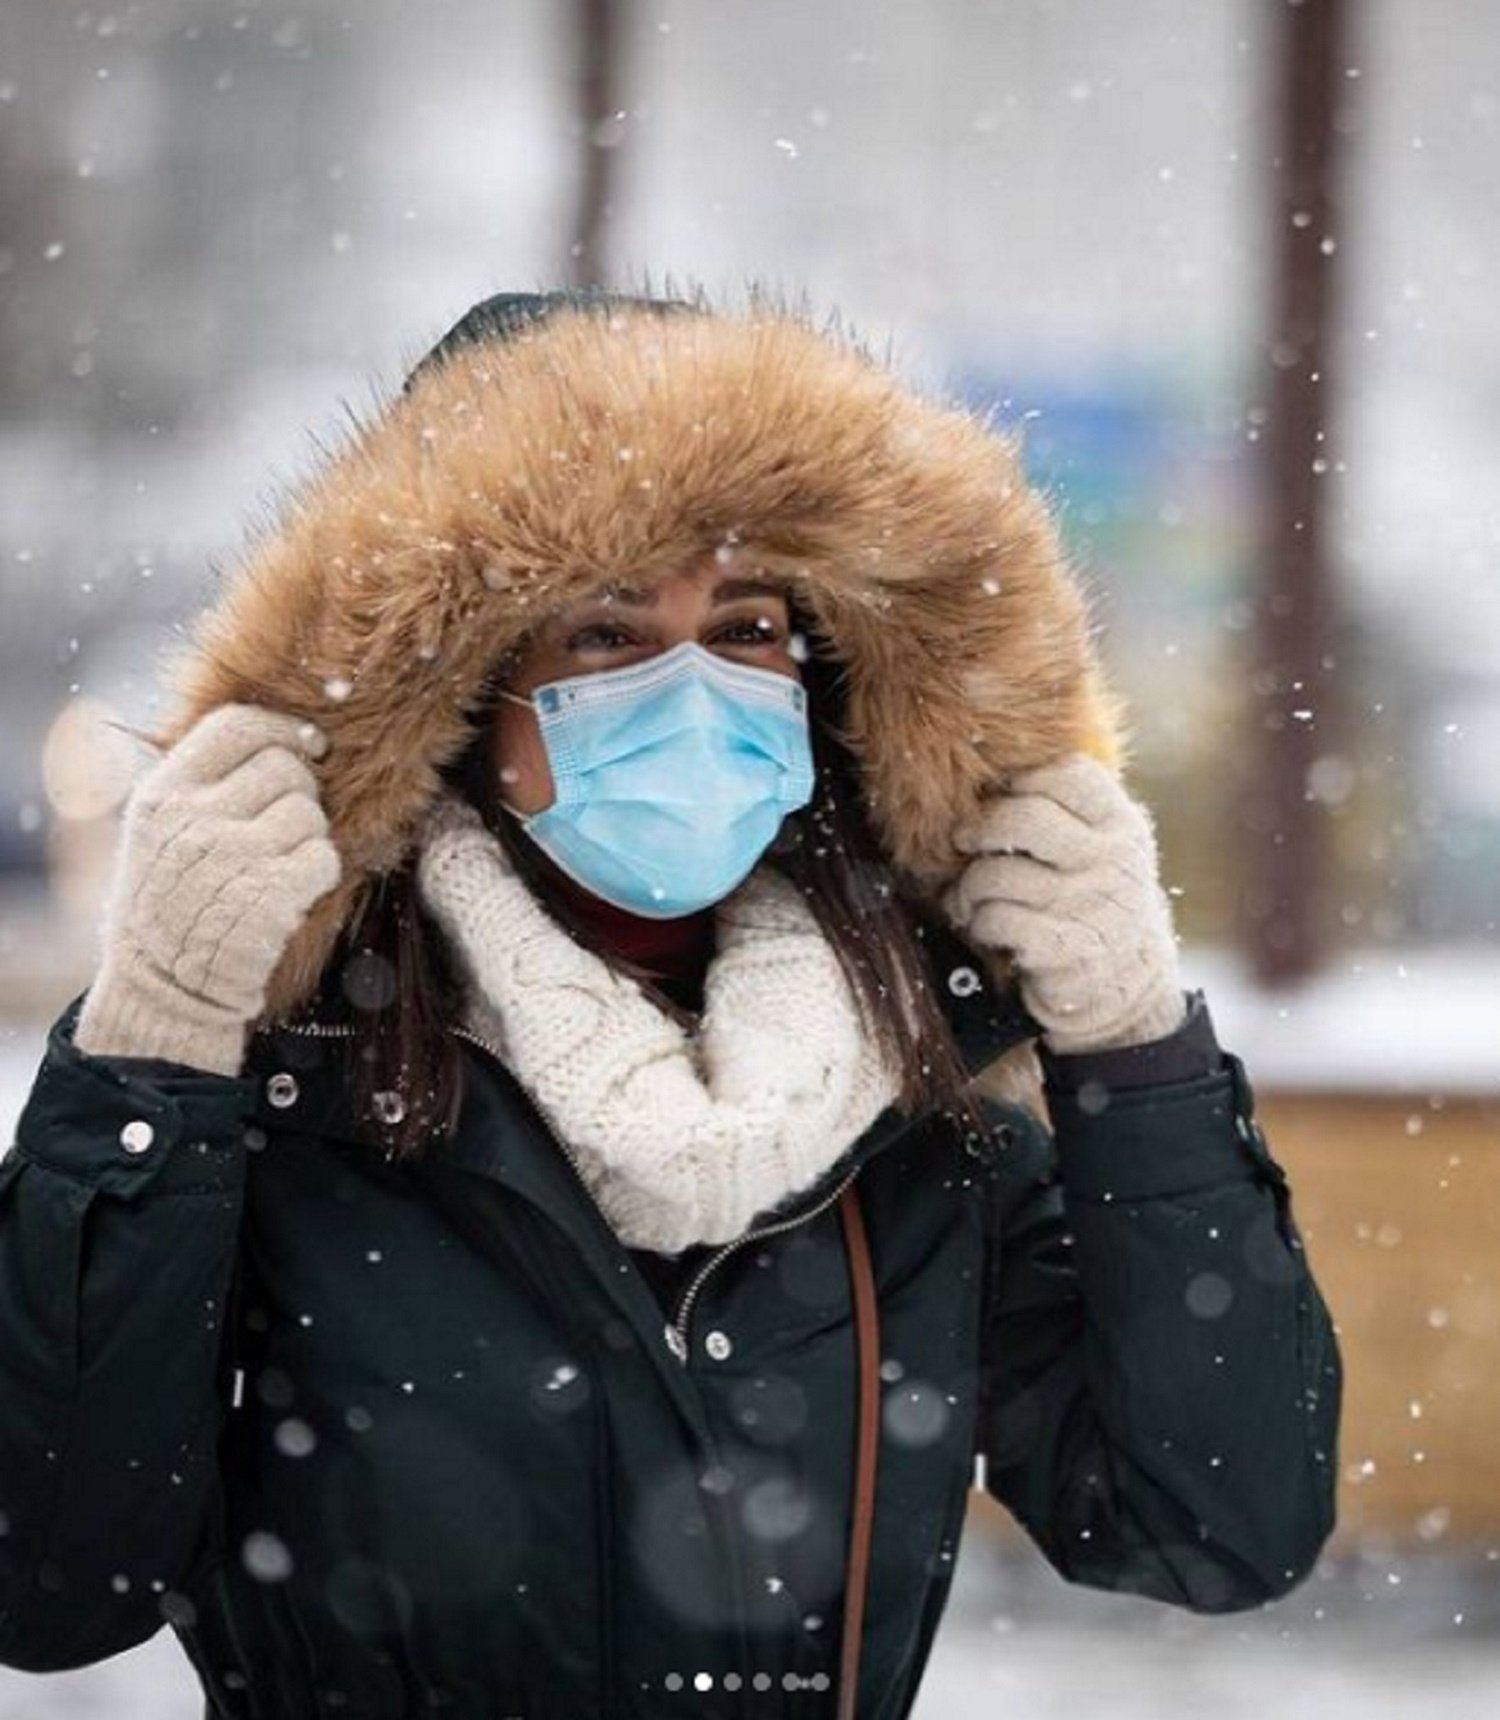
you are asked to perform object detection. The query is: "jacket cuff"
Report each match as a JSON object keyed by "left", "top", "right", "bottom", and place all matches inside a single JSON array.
[
  {"left": 1047, "top": 1050, "right": 1286, "bottom": 1204},
  {"left": 9, "top": 996, "right": 260, "bottom": 1200},
  {"left": 1039, "top": 989, "right": 1222, "bottom": 1095}
]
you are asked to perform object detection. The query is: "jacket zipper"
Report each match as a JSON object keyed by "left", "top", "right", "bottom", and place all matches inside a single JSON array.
[
  {"left": 667, "top": 1164, "right": 861, "bottom": 1362},
  {"left": 435, "top": 1020, "right": 860, "bottom": 1714},
  {"left": 444, "top": 1022, "right": 718, "bottom": 1369},
  {"left": 447, "top": 1022, "right": 866, "bottom": 1364},
  {"left": 446, "top": 1022, "right": 606, "bottom": 1198},
  {"left": 271, "top": 1017, "right": 867, "bottom": 1367}
]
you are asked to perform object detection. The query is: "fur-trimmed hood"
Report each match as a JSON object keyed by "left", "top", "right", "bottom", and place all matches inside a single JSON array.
[{"left": 155, "top": 293, "right": 1124, "bottom": 1023}]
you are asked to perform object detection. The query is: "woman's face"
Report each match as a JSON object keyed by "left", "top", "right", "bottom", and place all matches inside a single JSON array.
[{"left": 490, "top": 556, "right": 802, "bottom": 815}]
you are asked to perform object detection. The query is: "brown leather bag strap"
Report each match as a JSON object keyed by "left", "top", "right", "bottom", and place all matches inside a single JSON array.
[{"left": 836, "top": 1182, "right": 881, "bottom": 1720}]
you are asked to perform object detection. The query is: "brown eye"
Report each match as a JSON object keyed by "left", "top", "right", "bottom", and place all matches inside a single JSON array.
[
  {"left": 565, "top": 622, "right": 637, "bottom": 652},
  {"left": 715, "top": 615, "right": 785, "bottom": 647}
]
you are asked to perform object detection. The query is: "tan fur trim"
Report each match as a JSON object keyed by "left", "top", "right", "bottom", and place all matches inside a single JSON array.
[{"left": 153, "top": 303, "right": 1124, "bottom": 1023}]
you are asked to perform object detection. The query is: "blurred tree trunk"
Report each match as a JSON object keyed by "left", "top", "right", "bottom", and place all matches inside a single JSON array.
[
  {"left": 1240, "top": 0, "right": 1353, "bottom": 986},
  {"left": 569, "top": 0, "right": 626, "bottom": 289}
]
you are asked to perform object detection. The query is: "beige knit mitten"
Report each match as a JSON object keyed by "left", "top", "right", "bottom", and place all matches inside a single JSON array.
[
  {"left": 939, "top": 753, "right": 1186, "bottom": 1054},
  {"left": 73, "top": 703, "right": 342, "bottom": 1076}
]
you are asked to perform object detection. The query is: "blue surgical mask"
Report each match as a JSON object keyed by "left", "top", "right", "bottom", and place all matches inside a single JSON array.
[{"left": 496, "top": 640, "right": 816, "bottom": 918}]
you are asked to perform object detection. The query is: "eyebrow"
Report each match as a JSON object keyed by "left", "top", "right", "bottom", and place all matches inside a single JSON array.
[{"left": 584, "top": 577, "right": 789, "bottom": 609}]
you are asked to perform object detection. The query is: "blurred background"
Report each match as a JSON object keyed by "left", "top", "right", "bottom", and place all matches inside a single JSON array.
[{"left": 1, "top": 0, "right": 1497, "bottom": 1714}]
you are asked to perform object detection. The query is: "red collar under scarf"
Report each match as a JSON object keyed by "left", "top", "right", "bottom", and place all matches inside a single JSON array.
[{"left": 527, "top": 845, "right": 717, "bottom": 992}]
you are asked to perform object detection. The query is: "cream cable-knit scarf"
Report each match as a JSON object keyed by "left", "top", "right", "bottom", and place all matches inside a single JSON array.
[{"left": 415, "top": 794, "right": 903, "bottom": 1254}]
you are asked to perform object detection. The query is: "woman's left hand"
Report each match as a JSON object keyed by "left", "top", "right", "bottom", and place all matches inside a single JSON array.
[{"left": 939, "top": 753, "right": 1187, "bottom": 1054}]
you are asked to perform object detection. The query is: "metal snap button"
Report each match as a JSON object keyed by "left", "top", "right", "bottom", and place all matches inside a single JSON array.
[
  {"left": 266, "top": 1073, "right": 300, "bottom": 1109},
  {"left": 704, "top": 1330, "right": 733, "bottom": 1362},
  {"left": 372, "top": 1090, "right": 407, "bottom": 1126},
  {"left": 119, "top": 1119, "right": 155, "bottom": 1155},
  {"left": 946, "top": 965, "right": 983, "bottom": 998},
  {"left": 664, "top": 1325, "right": 688, "bottom": 1362}
]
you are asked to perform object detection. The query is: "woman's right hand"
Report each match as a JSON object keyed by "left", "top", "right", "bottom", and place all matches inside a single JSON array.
[{"left": 73, "top": 703, "right": 343, "bottom": 1076}]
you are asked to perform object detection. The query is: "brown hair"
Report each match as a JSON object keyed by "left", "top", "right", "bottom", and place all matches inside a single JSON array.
[{"left": 324, "top": 598, "right": 992, "bottom": 1160}]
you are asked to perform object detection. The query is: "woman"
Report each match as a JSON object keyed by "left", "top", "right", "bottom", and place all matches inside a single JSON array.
[{"left": 0, "top": 291, "right": 1341, "bottom": 1719}]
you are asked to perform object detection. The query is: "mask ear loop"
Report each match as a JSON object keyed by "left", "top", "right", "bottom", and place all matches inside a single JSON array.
[{"left": 490, "top": 686, "right": 542, "bottom": 825}]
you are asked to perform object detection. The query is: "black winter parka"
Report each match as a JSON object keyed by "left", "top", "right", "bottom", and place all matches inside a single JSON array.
[{"left": 0, "top": 962, "right": 1340, "bottom": 1718}]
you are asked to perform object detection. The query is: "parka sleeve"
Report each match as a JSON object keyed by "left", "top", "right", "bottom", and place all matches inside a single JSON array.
[
  {"left": 974, "top": 1047, "right": 1342, "bottom": 1614},
  {"left": 0, "top": 996, "right": 259, "bottom": 1672}
]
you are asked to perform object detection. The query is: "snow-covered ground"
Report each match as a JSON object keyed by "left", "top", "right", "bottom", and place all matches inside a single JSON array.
[{"left": 1177, "top": 945, "right": 1500, "bottom": 1096}]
